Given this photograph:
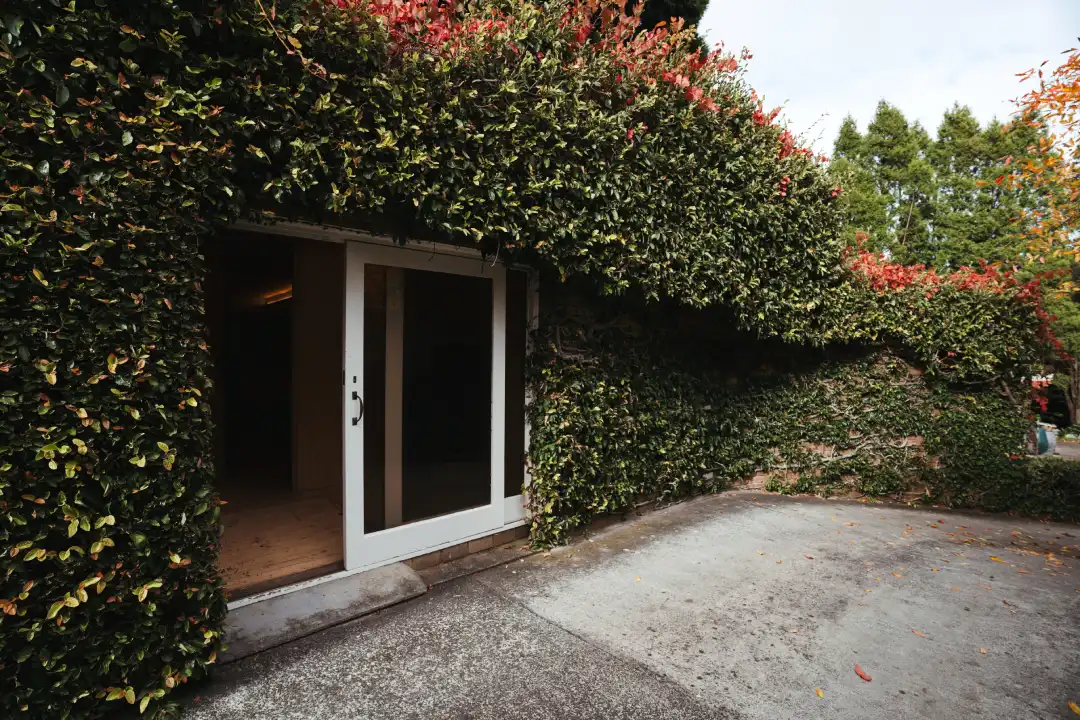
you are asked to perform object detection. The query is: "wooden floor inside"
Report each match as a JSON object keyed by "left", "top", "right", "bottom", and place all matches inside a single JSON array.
[{"left": 218, "top": 489, "right": 343, "bottom": 600}]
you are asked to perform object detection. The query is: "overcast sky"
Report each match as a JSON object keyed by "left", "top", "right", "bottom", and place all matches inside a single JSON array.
[{"left": 698, "top": 0, "right": 1080, "bottom": 153}]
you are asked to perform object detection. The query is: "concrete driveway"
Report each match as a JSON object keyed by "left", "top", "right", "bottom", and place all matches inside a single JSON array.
[{"left": 187, "top": 493, "right": 1080, "bottom": 719}]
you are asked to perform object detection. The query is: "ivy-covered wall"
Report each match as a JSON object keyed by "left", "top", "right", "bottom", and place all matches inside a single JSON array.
[{"left": 526, "top": 282, "right": 1080, "bottom": 545}]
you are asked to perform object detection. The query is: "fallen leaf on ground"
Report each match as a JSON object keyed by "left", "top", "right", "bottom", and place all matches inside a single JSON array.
[
  {"left": 977, "top": 585, "right": 992, "bottom": 590},
  {"left": 892, "top": 572, "right": 904, "bottom": 578},
  {"left": 854, "top": 665, "right": 872, "bottom": 682},
  {"left": 816, "top": 689, "right": 824, "bottom": 699},
  {"left": 758, "top": 552, "right": 765, "bottom": 556},
  {"left": 979, "top": 648, "right": 988, "bottom": 654},
  {"left": 776, "top": 560, "right": 783, "bottom": 564},
  {"left": 1017, "top": 569, "right": 1031, "bottom": 574},
  {"left": 845, "top": 522, "right": 859, "bottom": 526},
  {"left": 1068, "top": 699, "right": 1080, "bottom": 715},
  {"left": 789, "top": 628, "right": 801, "bottom": 633},
  {"left": 911, "top": 629, "right": 927, "bottom": 638},
  {"left": 635, "top": 577, "right": 641, "bottom": 582},
  {"left": 951, "top": 587, "right": 961, "bottom": 591},
  {"left": 804, "top": 555, "right": 815, "bottom": 560},
  {"left": 931, "top": 568, "right": 940, "bottom": 572},
  {"left": 864, "top": 589, "right": 873, "bottom": 593},
  {"left": 989, "top": 556, "right": 1006, "bottom": 563}
]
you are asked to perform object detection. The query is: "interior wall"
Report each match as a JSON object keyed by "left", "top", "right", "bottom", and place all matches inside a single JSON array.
[{"left": 292, "top": 239, "right": 345, "bottom": 494}]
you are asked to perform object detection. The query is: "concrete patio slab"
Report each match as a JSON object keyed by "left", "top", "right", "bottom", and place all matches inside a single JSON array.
[
  {"left": 190, "top": 492, "right": 1080, "bottom": 719},
  {"left": 478, "top": 493, "right": 1080, "bottom": 719},
  {"left": 191, "top": 578, "right": 725, "bottom": 720}
]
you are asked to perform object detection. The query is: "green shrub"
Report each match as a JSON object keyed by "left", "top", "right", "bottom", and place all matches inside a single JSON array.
[
  {"left": 1013, "top": 457, "right": 1080, "bottom": 521},
  {"left": 526, "top": 287, "right": 1069, "bottom": 544},
  {"left": 0, "top": 0, "right": 846, "bottom": 714},
  {"left": 0, "top": 3, "right": 230, "bottom": 718}
]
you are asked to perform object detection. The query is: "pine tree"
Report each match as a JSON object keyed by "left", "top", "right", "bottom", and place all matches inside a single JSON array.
[
  {"left": 863, "top": 103, "right": 936, "bottom": 263},
  {"left": 829, "top": 116, "right": 889, "bottom": 249},
  {"left": 830, "top": 103, "right": 936, "bottom": 264},
  {"left": 930, "top": 105, "right": 1044, "bottom": 267}
]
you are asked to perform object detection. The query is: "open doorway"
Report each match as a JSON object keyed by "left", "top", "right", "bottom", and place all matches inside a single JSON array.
[{"left": 205, "top": 231, "right": 344, "bottom": 600}]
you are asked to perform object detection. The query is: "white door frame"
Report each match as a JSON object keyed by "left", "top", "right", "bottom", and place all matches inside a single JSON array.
[
  {"left": 226, "top": 221, "right": 534, "bottom": 608},
  {"left": 344, "top": 240, "right": 507, "bottom": 570}
]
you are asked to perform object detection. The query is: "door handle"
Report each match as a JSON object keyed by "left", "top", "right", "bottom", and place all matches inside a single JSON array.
[{"left": 351, "top": 391, "right": 365, "bottom": 426}]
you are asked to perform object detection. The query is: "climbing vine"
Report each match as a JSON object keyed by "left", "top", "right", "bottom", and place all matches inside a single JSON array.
[{"left": 526, "top": 284, "right": 1079, "bottom": 545}]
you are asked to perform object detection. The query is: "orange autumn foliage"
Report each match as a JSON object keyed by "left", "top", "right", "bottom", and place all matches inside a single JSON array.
[{"left": 1009, "top": 47, "right": 1080, "bottom": 260}]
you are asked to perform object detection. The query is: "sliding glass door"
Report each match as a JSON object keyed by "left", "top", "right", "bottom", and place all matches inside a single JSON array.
[{"left": 343, "top": 242, "right": 507, "bottom": 569}]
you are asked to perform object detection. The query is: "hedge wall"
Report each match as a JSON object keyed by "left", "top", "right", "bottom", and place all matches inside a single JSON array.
[
  {"left": 0, "top": 1, "right": 1068, "bottom": 718},
  {"left": 1, "top": 2, "right": 234, "bottom": 718},
  {"left": 526, "top": 284, "right": 1079, "bottom": 545}
]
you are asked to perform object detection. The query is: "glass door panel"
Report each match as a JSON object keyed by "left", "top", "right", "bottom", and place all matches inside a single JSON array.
[
  {"left": 343, "top": 243, "right": 505, "bottom": 570},
  {"left": 401, "top": 268, "right": 493, "bottom": 523}
]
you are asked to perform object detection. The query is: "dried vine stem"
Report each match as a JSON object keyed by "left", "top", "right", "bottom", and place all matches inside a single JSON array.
[{"left": 254, "top": 0, "right": 328, "bottom": 78}]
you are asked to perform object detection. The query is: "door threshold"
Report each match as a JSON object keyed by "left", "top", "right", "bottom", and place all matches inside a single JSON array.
[
  {"left": 225, "top": 562, "right": 344, "bottom": 604},
  {"left": 226, "top": 519, "right": 527, "bottom": 611},
  {"left": 221, "top": 562, "right": 426, "bottom": 663}
]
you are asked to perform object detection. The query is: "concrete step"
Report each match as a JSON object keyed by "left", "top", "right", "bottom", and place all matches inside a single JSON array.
[{"left": 221, "top": 562, "right": 426, "bottom": 663}]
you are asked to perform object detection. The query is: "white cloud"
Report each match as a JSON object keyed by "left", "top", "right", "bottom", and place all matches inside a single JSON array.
[{"left": 698, "top": 0, "right": 1080, "bottom": 152}]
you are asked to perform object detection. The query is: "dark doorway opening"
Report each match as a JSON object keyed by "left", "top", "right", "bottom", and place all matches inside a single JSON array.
[{"left": 205, "top": 231, "right": 344, "bottom": 600}]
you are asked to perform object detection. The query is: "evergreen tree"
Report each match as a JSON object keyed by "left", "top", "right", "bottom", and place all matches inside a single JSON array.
[
  {"left": 830, "top": 101, "right": 1080, "bottom": 423},
  {"left": 829, "top": 116, "right": 889, "bottom": 248},
  {"left": 830, "top": 102, "right": 936, "bottom": 264},
  {"left": 930, "top": 106, "right": 1043, "bottom": 267},
  {"left": 831, "top": 101, "right": 1047, "bottom": 267},
  {"left": 631, "top": 0, "right": 709, "bottom": 32},
  {"left": 864, "top": 102, "right": 936, "bottom": 263}
]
